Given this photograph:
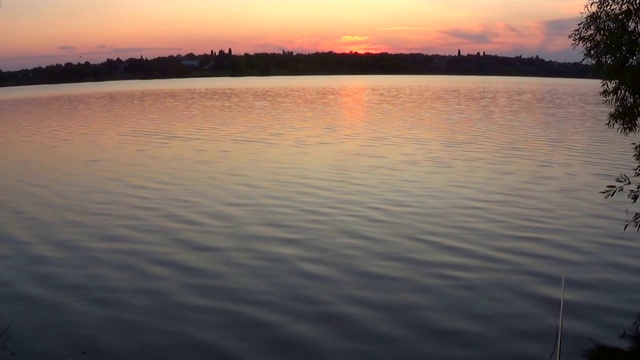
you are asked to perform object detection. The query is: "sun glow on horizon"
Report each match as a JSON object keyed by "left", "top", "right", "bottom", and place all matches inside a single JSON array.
[{"left": 0, "top": 0, "right": 584, "bottom": 70}]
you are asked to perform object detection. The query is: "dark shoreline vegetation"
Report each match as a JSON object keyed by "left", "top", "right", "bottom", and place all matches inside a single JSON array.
[
  {"left": 0, "top": 50, "right": 596, "bottom": 88},
  {"left": 583, "top": 313, "right": 640, "bottom": 360}
]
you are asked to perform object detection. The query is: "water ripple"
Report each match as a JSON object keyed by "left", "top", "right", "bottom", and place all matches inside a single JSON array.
[{"left": 0, "top": 76, "right": 638, "bottom": 359}]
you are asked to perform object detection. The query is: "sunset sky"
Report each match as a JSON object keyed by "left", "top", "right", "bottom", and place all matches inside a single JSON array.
[{"left": 0, "top": 0, "right": 585, "bottom": 71}]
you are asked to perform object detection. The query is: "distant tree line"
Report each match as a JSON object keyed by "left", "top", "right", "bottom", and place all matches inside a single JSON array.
[{"left": 0, "top": 49, "right": 596, "bottom": 87}]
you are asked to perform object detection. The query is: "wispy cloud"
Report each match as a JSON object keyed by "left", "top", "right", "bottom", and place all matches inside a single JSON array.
[
  {"left": 542, "top": 17, "right": 579, "bottom": 38},
  {"left": 338, "top": 36, "right": 369, "bottom": 43},
  {"left": 436, "top": 22, "right": 535, "bottom": 48},
  {"left": 57, "top": 45, "right": 76, "bottom": 51},
  {"left": 539, "top": 17, "right": 579, "bottom": 51},
  {"left": 503, "top": 24, "right": 524, "bottom": 36},
  {"left": 376, "top": 27, "right": 430, "bottom": 31},
  {"left": 110, "top": 47, "right": 181, "bottom": 54},
  {"left": 76, "top": 45, "right": 183, "bottom": 55},
  {"left": 440, "top": 28, "right": 498, "bottom": 43}
]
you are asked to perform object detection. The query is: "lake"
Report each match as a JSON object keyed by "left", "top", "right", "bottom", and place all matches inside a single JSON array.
[{"left": 0, "top": 75, "right": 639, "bottom": 359}]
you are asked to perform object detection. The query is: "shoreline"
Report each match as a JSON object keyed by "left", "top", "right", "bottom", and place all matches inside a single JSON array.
[{"left": 0, "top": 51, "right": 597, "bottom": 89}]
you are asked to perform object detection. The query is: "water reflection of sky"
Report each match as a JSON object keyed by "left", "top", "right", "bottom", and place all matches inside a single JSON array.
[{"left": 0, "top": 75, "right": 636, "bottom": 360}]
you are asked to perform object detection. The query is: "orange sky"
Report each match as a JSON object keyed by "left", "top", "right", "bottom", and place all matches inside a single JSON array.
[{"left": 0, "top": 0, "right": 585, "bottom": 70}]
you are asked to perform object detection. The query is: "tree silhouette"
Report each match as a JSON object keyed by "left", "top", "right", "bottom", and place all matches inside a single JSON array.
[
  {"left": 571, "top": 0, "right": 640, "bottom": 231},
  {"left": 0, "top": 51, "right": 594, "bottom": 87}
]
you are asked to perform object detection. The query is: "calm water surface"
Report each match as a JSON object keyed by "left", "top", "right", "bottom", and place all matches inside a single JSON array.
[{"left": 0, "top": 76, "right": 639, "bottom": 359}]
